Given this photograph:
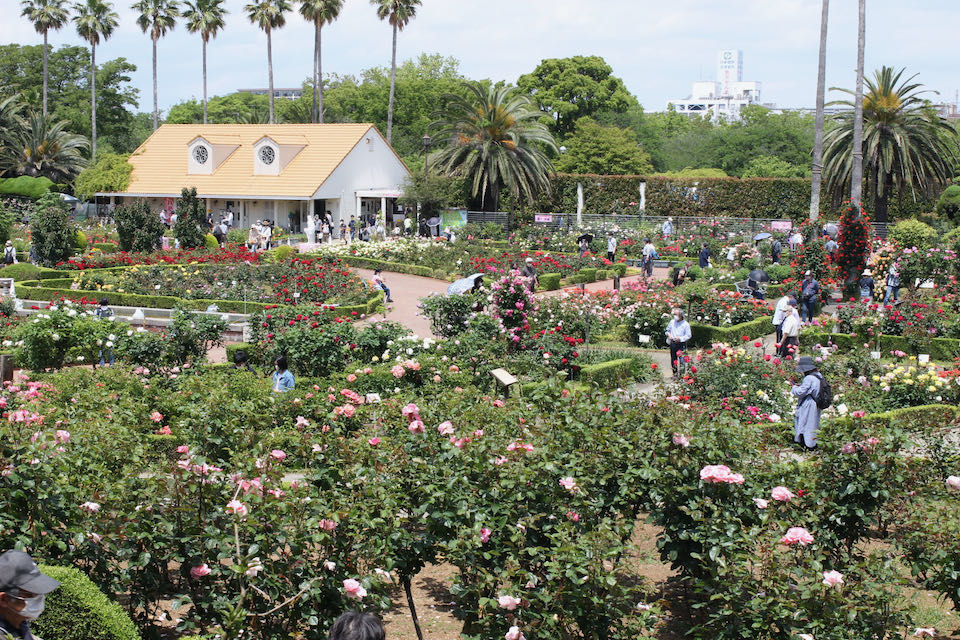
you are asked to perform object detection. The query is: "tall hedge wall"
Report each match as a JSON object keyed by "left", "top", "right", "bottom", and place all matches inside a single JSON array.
[{"left": 33, "top": 565, "right": 141, "bottom": 640}]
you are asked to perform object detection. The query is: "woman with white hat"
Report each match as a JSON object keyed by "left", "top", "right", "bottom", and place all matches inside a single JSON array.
[
  {"left": 791, "top": 356, "right": 824, "bottom": 451},
  {"left": 859, "top": 269, "right": 875, "bottom": 303}
]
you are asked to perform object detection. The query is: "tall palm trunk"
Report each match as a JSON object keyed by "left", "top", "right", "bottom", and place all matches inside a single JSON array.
[
  {"left": 850, "top": 0, "right": 866, "bottom": 207},
  {"left": 152, "top": 34, "right": 159, "bottom": 130},
  {"left": 386, "top": 20, "right": 397, "bottom": 143},
  {"left": 42, "top": 30, "right": 49, "bottom": 116},
  {"left": 266, "top": 26, "right": 275, "bottom": 124},
  {"left": 311, "top": 21, "right": 319, "bottom": 123},
  {"left": 90, "top": 42, "right": 97, "bottom": 159},
  {"left": 201, "top": 37, "right": 208, "bottom": 124},
  {"left": 809, "top": 0, "right": 829, "bottom": 220},
  {"left": 317, "top": 24, "right": 324, "bottom": 123}
]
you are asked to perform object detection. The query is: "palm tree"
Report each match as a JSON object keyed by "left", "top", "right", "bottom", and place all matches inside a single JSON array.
[
  {"left": 245, "top": 0, "right": 291, "bottom": 125},
  {"left": 299, "top": 0, "right": 342, "bottom": 123},
  {"left": 431, "top": 81, "right": 557, "bottom": 213},
  {"left": 20, "top": 0, "right": 70, "bottom": 117},
  {"left": 73, "top": 0, "right": 119, "bottom": 159},
  {"left": 808, "top": 0, "right": 829, "bottom": 221},
  {"left": 183, "top": 0, "right": 227, "bottom": 124},
  {"left": 1, "top": 112, "right": 89, "bottom": 182},
  {"left": 370, "top": 0, "right": 421, "bottom": 143},
  {"left": 850, "top": 0, "right": 866, "bottom": 205},
  {"left": 823, "top": 67, "right": 958, "bottom": 223},
  {"left": 133, "top": 0, "right": 181, "bottom": 131}
]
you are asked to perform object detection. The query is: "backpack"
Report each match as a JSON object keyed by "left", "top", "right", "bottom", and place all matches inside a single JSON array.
[
  {"left": 812, "top": 373, "right": 832, "bottom": 410},
  {"left": 771, "top": 240, "right": 781, "bottom": 255},
  {"left": 3, "top": 248, "right": 14, "bottom": 264}
]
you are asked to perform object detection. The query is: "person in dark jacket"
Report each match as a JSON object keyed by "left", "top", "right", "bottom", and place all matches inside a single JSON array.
[
  {"left": 859, "top": 269, "right": 875, "bottom": 303},
  {"left": 771, "top": 237, "right": 782, "bottom": 264},
  {"left": 698, "top": 243, "right": 710, "bottom": 268}
]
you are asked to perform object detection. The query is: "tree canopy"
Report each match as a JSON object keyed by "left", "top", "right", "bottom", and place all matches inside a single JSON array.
[{"left": 555, "top": 117, "right": 653, "bottom": 175}]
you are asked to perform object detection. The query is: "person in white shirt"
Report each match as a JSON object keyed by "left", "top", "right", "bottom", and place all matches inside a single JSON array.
[
  {"left": 726, "top": 246, "right": 737, "bottom": 265},
  {"left": 661, "top": 217, "right": 674, "bottom": 239},
  {"left": 665, "top": 307, "right": 692, "bottom": 378},
  {"left": 772, "top": 294, "right": 791, "bottom": 344},
  {"left": 778, "top": 298, "right": 801, "bottom": 358},
  {"left": 225, "top": 209, "right": 234, "bottom": 228},
  {"left": 641, "top": 238, "right": 656, "bottom": 278},
  {"left": 789, "top": 231, "right": 804, "bottom": 253},
  {"left": 607, "top": 233, "right": 618, "bottom": 262}
]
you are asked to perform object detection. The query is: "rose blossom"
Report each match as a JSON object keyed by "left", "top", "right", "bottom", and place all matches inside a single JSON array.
[
  {"left": 150, "top": 411, "right": 163, "bottom": 423},
  {"left": 914, "top": 629, "right": 935, "bottom": 638},
  {"left": 54, "top": 430, "right": 70, "bottom": 444},
  {"left": 438, "top": 421, "right": 455, "bottom": 436},
  {"left": 504, "top": 627, "right": 525, "bottom": 640},
  {"left": 368, "top": 437, "right": 380, "bottom": 446},
  {"left": 946, "top": 476, "right": 960, "bottom": 492},
  {"left": 80, "top": 501, "right": 100, "bottom": 513},
  {"left": 559, "top": 476, "right": 578, "bottom": 493},
  {"left": 700, "top": 465, "right": 744, "bottom": 485},
  {"left": 190, "top": 564, "right": 211, "bottom": 578},
  {"left": 226, "top": 500, "right": 248, "bottom": 517},
  {"left": 408, "top": 419, "right": 425, "bottom": 434},
  {"left": 780, "top": 526, "right": 815, "bottom": 546},
  {"left": 498, "top": 594, "right": 521, "bottom": 610},
  {"left": 319, "top": 518, "right": 338, "bottom": 531},
  {"left": 841, "top": 442, "right": 858, "bottom": 455},
  {"left": 821, "top": 570, "right": 844, "bottom": 587},
  {"left": 480, "top": 527, "right": 492, "bottom": 543},
  {"left": 672, "top": 433, "right": 690, "bottom": 448},
  {"left": 343, "top": 578, "right": 367, "bottom": 600},
  {"left": 771, "top": 486, "right": 795, "bottom": 502},
  {"left": 753, "top": 498, "right": 769, "bottom": 509},
  {"left": 270, "top": 449, "right": 287, "bottom": 461}
]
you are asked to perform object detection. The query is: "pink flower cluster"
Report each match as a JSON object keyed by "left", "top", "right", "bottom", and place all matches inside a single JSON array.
[
  {"left": 699, "top": 465, "right": 744, "bottom": 485},
  {"left": 840, "top": 436, "right": 880, "bottom": 455},
  {"left": 780, "top": 526, "right": 814, "bottom": 546}
]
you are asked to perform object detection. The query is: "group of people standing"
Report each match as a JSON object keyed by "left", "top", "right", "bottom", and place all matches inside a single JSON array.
[{"left": 245, "top": 220, "right": 275, "bottom": 251}]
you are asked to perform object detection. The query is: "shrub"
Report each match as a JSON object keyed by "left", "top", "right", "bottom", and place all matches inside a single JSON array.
[
  {"left": 30, "top": 193, "right": 76, "bottom": 266},
  {"left": 579, "top": 267, "right": 597, "bottom": 282},
  {"left": 114, "top": 200, "right": 166, "bottom": 253},
  {"left": 578, "top": 358, "right": 636, "bottom": 387},
  {"left": 419, "top": 292, "right": 477, "bottom": 337},
  {"left": 889, "top": 218, "right": 938, "bottom": 250},
  {"left": 32, "top": 565, "right": 141, "bottom": 640},
  {"left": 203, "top": 233, "right": 219, "bottom": 249},
  {"left": 0, "top": 262, "right": 41, "bottom": 281},
  {"left": 73, "top": 153, "right": 133, "bottom": 200},
  {"left": 610, "top": 262, "right": 627, "bottom": 276},
  {"left": 226, "top": 228, "right": 248, "bottom": 244},
  {"left": 834, "top": 202, "right": 871, "bottom": 279},
  {"left": 173, "top": 187, "right": 207, "bottom": 250},
  {"left": 0, "top": 175, "right": 54, "bottom": 198},
  {"left": 539, "top": 272, "right": 561, "bottom": 290},
  {"left": 269, "top": 244, "right": 295, "bottom": 263},
  {"left": 935, "top": 184, "right": 960, "bottom": 223},
  {"left": 73, "top": 229, "right": 87, "bottom": 251}
]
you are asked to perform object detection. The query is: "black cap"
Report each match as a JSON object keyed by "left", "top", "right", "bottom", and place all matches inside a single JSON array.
[{"left": 0, "top": 550, "right": 60, "bottom": 595}]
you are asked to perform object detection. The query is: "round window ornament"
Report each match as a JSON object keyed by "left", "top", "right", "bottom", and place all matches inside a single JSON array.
[
  {"left": 193, "top": 145, "right": 209, "bottom": 164},
  {"left": 259, "top": 146, "right": 276, "bottom": 165}
]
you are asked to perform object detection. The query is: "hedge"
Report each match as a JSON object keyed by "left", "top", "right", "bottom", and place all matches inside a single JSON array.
[
  {"left": 578, "top": 358, "right": 637, "bottom": 387},
  {"left": 539, "top": 272, "right": 561, "bottom": 291},
  {"left": 90, "top": 242, "right": 119, "bottom": 252},
  {"left": 579, "top": 267, "right": 597, "bottom": 283},
  {"left": 330, "top": 255, "right": 450, "bottom": 280},
  {"left": 689, "top": 315, "right": 774, "bottom": 347},
  {"left": 32, "top": 565, "right": 141, "bottom": 640},
  {"left": 829, "top": 404, "right": 958, "bottom": 432},
  {"left": 0, "top": 175, "right": 54, "bottom": 198},
  {"left": 801, "top": 331, "right": 960, "bottom": 361}
]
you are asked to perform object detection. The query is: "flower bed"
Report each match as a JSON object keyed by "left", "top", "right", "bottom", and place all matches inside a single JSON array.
[{"left": 54, "top": 243, "right": 262, "bottom": 270}]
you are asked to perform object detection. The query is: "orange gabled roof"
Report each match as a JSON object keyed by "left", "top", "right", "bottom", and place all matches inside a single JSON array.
[{"left": 122, "top": 123, "right": 376, "bottom": 198}]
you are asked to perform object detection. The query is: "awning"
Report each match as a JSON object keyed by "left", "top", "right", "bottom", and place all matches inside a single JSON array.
[{"left": 355, "top": 189, "right": 403, "bottom": 199}]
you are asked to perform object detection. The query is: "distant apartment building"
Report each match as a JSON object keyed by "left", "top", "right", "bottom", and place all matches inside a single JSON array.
[
  {"left": 667, "top": 50, "right": 774, "bottom": 121},
  {"left": 238, "top": 88, "right": 303, "bottom": 100}
]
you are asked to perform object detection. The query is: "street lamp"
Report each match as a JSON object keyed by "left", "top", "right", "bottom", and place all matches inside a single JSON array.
[{"left": 422, "top": 133, "right": 432, "bottom": 176}]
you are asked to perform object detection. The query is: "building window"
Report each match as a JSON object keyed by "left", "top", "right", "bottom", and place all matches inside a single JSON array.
[
  {"left": 193, "top": 146, "right": 209, "bottom": 164},
  {"left": 259, "top": 146, "right": 276, "bottom": 165}
]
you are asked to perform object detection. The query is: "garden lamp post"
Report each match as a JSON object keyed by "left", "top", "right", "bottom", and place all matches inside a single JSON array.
[{"left": 422, "top": 133, "right": 432, "bottom": 176}]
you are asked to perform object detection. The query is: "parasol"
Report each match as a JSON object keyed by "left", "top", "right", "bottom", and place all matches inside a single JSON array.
[
  {"left": 753, "top": 232, "right": 772, "bottom": 241},
  {"left": 748, "top": 269, "right": 771, "bottom": 283},
  {"left": 576, "top": 233, "right": 594, "bottom": 245},
  {"left": 447, "top": 273, "right": 484, "bottom": 296}
]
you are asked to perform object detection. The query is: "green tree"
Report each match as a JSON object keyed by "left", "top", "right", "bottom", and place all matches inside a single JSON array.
[
  {"left": 20, "top": 0, "right": 70, "bottom": 117},
  {"left": 245, "top": 0, "right": 291, "bottom": 124},
  {"left": 517, "top": 56, "right": 637, "bottom": 137},
  {"left": 936, "top": 184, "right": 960, "bottom": 224},
  {"left": 166, "top": 91, "right": 269, "bottom": 124},
  {"left": 370, "top": 0, "right": 422, "bottom": 144},
  {"left": 397, "top": 169, "right": 464, "bottom": 220},
  {"left": 711, "top": 106, "right": 814, "bottom": 176},
  {"left": 30, "top": 192, "right": 76, "bottom": 265},
  {"left": 182, "top": 0, "right": 227, "bottom": 125},
  {"left": 555, "top": 117, "right": 653, "bottom": 175},
  {"left": 741, "top": 155, "right": 807, "bottom": 178},
  {"left": 298, "top": 0, "right": 342, "bottom": 123},
  {"left": 72, "top": 0, "right": 119, "bottom": 159},
  {"left": 114, "top": 199, "right": 166, "bottom": 252},
  {"left": 172, "top": 186, "right": 207, "bottom": 249},
  {"left": 132, "top": 0, "right": 180, "bottom": 131},
  {"left": 1, "top": 112, "right": 89, "bottom": 183},
  {"left": 73, "top": 152, "right": 131, "bottom": 199},
  {"left": 823, "top": 67, "right": 959, "bottom": 222},
  {"left": 431, "top": 81, "right": 557, "bottom": 212}
]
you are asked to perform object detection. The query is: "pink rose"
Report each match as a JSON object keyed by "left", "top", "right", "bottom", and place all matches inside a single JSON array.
[
  {"left": 342, "top": 404, "right": 356, "bottom": 419},
  {"left": 438, "top": 421, "right": 455, "bottom": 436},
  {"left": 55, "top": 430, "right": 70, "bottom": 444},
  {"left": 295, "top": 416, "right": 310, "bottom": 428},
  {"left": 401, "top": 403, "right": 420, "bottom": 419},
  {"left": 408, "top": 420, "right": 425, "bottom": 434},
  {"left": 270, "top": 449, "right": 287, "bottom": 461},
  {"left": 176, "top": 446, "right": 189, "bottom": 456},
  {"left": 319, "top": 518, "right": 338, "bottom": 531},
  {"left": 346, "top": 374, "right": 357, "bottom": 383},
  {"left": 391, "top": 364, "right": 405, "bottom": 379},
  {"left": 505, "top": 626, "right": 525, "bottom": 640},
  {"left": 841, "top": 442, "right": 858, "bottom": 455},
  {"left": 80, "top": 501, "right": 100, "bottom": 513},
  {"left": 914, "top": 629, "right": 936, "bottom": 638},
  {"left": 753, "top": 498, "right": 769, "bottom": 509},
  {"left": 566, "top": 510, "right": 580, "bottom": 522},
  {"left": 226, "top": 499, "right": 248, "bottom": 517},
  {"left": 946, "top": 476, "right": 960, "bottom": 492},
  {"left": 480, "top": 527, "right": 492, "bottom": 543},
  {"left": 190, "top": 564, "right": 212, "bottom": 578},
  {"left": 821, "top": 570, "right": 844, "bottom": 587},
  {"left": 672, "top": 433, "right": 690, "bottom": 448},
  {"left": 368, "top": 437, "right": 380, "bottom": 446},
  {"left": 559, "top": 476, "right": 578, "bottom": 493},
  {"left": 498, "top": 594, "right": 521, "bottom": 610},
  {"left": 780, "top": 526, "right": 814, "bottom": 546},
  {"left": 150, "top": 411, "right": 163, "bottom": 423},
  {"left": 700, "top": 465, "right": 744, "bottom": 485},
  {"left": 771, "top": 486, "right": 795, "bottom": 502},
  {"left": 493, "top": 399, "right": 505, "bottom": 408},
  {"left": 343, "top": 578, "right": 367, "bottom": 600}
]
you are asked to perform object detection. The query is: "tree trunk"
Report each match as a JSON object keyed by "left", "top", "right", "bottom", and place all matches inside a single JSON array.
[
  {"left": 267, "top": 27, "right": 275, "bottom": 124},
  {"left": 42, "top": 30, "right": 49, "bottom": 116},
  {"left": 152, "top": 34, "right": 159, "bottom": 130},
  {"left": 402, "top": 576, "right": 424, "bottom": 640},
  {"left": 91, "top": 43, "right": 97, "bottom": 159},
  {"left": 386, "top": 21, "right": 397, "bottom": 143},
  {"left": 202, "top": 37, "right": 208, "bottom": 124},
  {"left": 317, "top": 24, "right": 324, "bottom": 124},
  {"left": 312, "top": 21, "right": 320, "bottom": 123},
  {"left": 809, "top": 0, "right": 829, "bottom": 221},
  {"left": 850, "top": 0, "right": 866, "bottom": 206}
]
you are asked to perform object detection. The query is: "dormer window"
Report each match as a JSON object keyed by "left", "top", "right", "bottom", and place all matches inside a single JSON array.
[
  {"left": 254, "top": 135, "right": 306, "bottom": 175},
  {"left": 259, "top": 146, "right": 276, "bottom": 165},
  {"left": 188, "top": 135, "right": 238, "bottom": 174},
  {"left": 193, "top": 146, "right": 209, "bottom": 164}
]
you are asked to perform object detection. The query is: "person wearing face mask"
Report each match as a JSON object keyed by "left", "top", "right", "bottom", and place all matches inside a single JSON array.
[
  {"left": 665, "top": 307, "right": 691, "bottom": 379},
  {"left": 0, "top": 549, "right": 61, "bottom": 639}
]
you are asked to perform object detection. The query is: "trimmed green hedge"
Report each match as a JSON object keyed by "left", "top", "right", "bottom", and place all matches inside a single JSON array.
[
  {"left": 90, "top": 242, "right": 119, "bottom": 252},
  {"left": 579, "top": 267, "right": 597, "bottom": 283},
  {"left": 32, "top": 565, "right": 141, "bottom": 640},
  {"left": 226, "top": 342, "right": 254, "bottom": 364},
  {"left": 333, "top": 255, "right": 449, "bottom": 280},
  {"left": 610, "top": 263, "right": 628, "bottom": 277},
  {"left": 801, "top": 331, "right": 960, "bottom": 360},
  {"left": 690, "top": 315, "right": 774, "bottom": 347},
  {"left": 539, "top": 272, "right": 561, "bottom": 291},
  {"left": 829, "top": 404, "right": 958, "bottom": 432},
  {"left": 578, "top": 358, "right": 636, "bottom": 387}
]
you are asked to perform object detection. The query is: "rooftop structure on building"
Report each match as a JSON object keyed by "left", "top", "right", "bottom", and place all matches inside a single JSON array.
[
  {"left": 667, "top": 50, "right": 774, "bottom": 121},
  {"left": 238, "top": 87, "right": 303, "bottom": 100}
]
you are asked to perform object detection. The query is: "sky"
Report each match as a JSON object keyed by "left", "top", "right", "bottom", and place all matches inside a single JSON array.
[{"left": 2, "top": 0, "right": 958, "bottom": 115}]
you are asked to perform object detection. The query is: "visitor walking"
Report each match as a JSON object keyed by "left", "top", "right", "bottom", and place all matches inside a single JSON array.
[
  {"left": 260, "top": 221, "right": 273, "bottom": 251},
  {"left": 272, "top": 355, "right": 295, "bottom": 393},
  {"left": 772, "top": 294, "right": 793, "bottom": 344},
  {"left": 726, "top": 245, "right": 737, "bottom": 266},
  {"left": 578, "top": 237, "right": 590, "bottom": 258},
  {"left": 771, "top": 237, "right": 782, "bottom": 264},
  {"left": 521, "top": 257, "right": 538, "bottom": 292},
  {"left": 349, "top": 216, "right": 357, "bottom": 241},
  {"left": 884, "top": 266, "right": 901, "bottom": 305},
  {"left": 698, "top": 243, "right": 710, "bottom": 268},
  {"left": 606, "top": 232, "right": 618, "bottom": 262},
  {"left": 824, "top": 236, "right": 838, "bottom": 261},
  {"left": 665, "top": 307, "right": 691, "bottom": 379},
  {"left": 403, "top": 215, "right": 412, "bottom": 236},
  {"left": 247, "top": 221, "right": 261, "bottom": 251},
  {"left": 224, "top": 208, "right": 234, "bottom": 228},
  {"left": 779, "top": 299, "right": 801, "bottom": 358},
  {"left": 789, "top": 230, "right": 803, "bottom": 254},
  {"left": 800, "top": 271, "right": 820, "bottom": 324},
  {"left": 791, "top": 356, "right": 825, "bottom": 451},
  {"left": 328, "top": 611, "right": 385, "bottom": 640},
  {"left": 859, "top": 269, "right": 875, "bottom": 303},
  {"left": 0, "top": 549, "right": 62, "bottom": 640},
  {"left": 95, "top": 297, "right": 115, "bottom": 366},
  {"left": 339, "top": 220, "right": 348, "bottom": 244},
  {"left": 661, "top": 217, "right": 674, "bottom": 240},
  {"left": 2, "top": 241, "right": 16, "bottom": 265},
  {"left": 641, "top": 238, "right": 656, "bottom": 278},
  {"left": 372, "top": 268, "right": 393, "bottom": 303}
]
